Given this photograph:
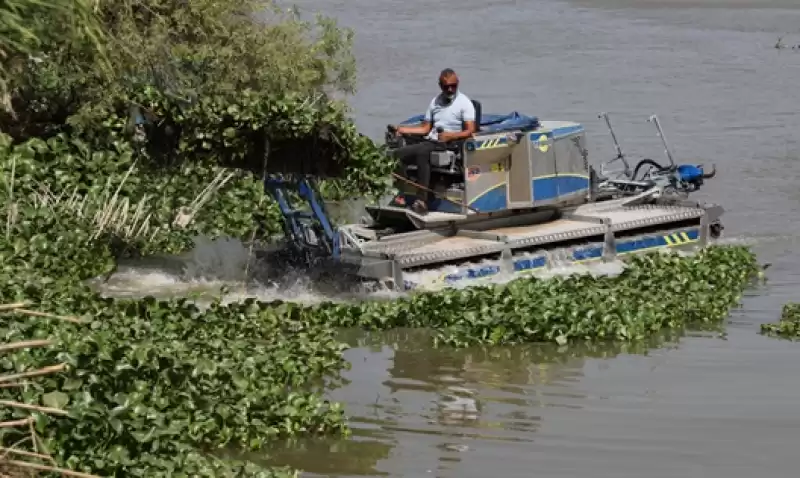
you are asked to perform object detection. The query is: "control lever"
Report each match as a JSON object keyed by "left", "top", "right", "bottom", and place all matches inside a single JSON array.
[{"left": 648, "top": 114, "right": 676, "bottom": 169}]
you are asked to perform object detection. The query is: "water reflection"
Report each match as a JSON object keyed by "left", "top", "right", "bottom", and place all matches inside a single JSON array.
[
  {"left": 244, "top": 434, "right": 394, "bottom": 476},
  {"left": 261, "top": 328, "right": 684, "bottom": 476}
]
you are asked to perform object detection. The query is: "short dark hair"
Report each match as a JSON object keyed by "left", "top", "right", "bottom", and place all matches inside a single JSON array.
[{"left": 439, "top": 68, "right": 457, "bottom": 79}]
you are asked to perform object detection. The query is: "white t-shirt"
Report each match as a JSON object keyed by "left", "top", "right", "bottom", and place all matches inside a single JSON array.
[{"left": 424, "top": 91, "right": 476, "bottom": 140}]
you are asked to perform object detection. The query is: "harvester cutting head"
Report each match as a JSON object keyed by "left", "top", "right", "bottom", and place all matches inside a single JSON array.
[
  {"left": 257, "top": 109, "right": 725, "bottom": 293},
  {"left": 592, "top": 113, "right": 717, "bottom": 201}
]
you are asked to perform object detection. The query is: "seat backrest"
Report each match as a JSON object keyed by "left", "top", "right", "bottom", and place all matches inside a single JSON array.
[{"left": 471, "top": 99, "right": 482, "bottom": 132}]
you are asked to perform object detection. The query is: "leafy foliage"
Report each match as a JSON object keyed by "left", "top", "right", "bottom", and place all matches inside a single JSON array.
[
  {"left": 760, "top": 302, "right": 800, "bottom": 339},
  {"left": 0, "top": 196, "right": 349, "bottom": 476},
  {"left": 0, "top": 131, "right": 284, "bottom": 256},
  {"left": 1, "top": 299, "right": 349, "bottom": 476},
  {"left": 0, "top": 0, "right": 108, "bottom": 109},
  {"left": 1, "top": 0, "right": 397, "bottom": 268},
  {"left": 310, "top": 246, "right": 760, "bottom": 347},
  {"left": 2, "top": 0, "right": 396, "bottom": 204}
]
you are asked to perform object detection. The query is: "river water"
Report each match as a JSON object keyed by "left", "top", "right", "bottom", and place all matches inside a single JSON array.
[{"left": 106, "top": 0, "right": 800, "bottom": 476}]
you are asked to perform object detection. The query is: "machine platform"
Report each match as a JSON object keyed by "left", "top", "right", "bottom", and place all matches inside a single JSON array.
[{"left": 337, "top": 192, "right": 721, "bottom": 290}]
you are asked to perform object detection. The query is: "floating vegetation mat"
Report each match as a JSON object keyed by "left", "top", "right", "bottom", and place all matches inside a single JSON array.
[
  {"left": 0, "top": 245, "right": 760, "bottom": 476},
  {"left": 760, "top": 302, "right": 800, "bottom": 339},
  {"left": 312, "top": 245, "right": 761, "bottom": 347}
]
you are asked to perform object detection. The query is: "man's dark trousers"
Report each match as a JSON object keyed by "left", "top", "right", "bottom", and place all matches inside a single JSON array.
[{"left": 391, "top": 140, "right": 443, "bottom": 202}]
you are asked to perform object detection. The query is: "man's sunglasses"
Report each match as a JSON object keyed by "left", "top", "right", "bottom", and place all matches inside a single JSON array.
[{"left": 439, "top": 81, "right": 458, "bottom": 92}]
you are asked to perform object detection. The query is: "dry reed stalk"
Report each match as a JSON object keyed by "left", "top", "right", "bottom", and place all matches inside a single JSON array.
[
  {"left": 90, "top": 160, "right": 138, "bottom": 240},
  {"left": 0, "top": 447, "right": 54, "bottom": 463},
  {"left": 5, "top": 146, "right": 239, "bottom": 250},
  {"left": 0, "top": 307, "right": 100, "bottom": 477},
  {"left": 10, "top": 309, "right": 84, "bottom": 324},
  {"left": 0, "top": 303, "right": 26, "bottom": 311},
  {"left": 173, "top": 168, "right": 236, "bottom": 229},
  {"left": 0, "top": 340, "right": 53, "bottom": 353},
  {"left": 4, "top": 155, "right": 15, "bottom": 240},
  {"left": 0, "top": 400, "right": 68, "bottom": 416},
  {"left": 245, "top": 153, "right": 269, "bottom": 278},
  {"left": 0, "top": 364, "right": 66, "bottom": 383},
  {"left": 0, "top": 436, "right": 34, "bottom": 460},
  {"left": 0, "top": 382, "right": 32, "bottom": 389},
  {"left": 3, "top": 460, "right": 100, "bottom": 478},
  {"left": 0, "top": 418, "right": 32, "bottom": 428}
]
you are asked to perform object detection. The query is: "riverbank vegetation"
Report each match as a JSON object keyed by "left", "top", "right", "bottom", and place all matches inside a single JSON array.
[{"left": 0, "top": 0, "right": 763, "bottom": 476}]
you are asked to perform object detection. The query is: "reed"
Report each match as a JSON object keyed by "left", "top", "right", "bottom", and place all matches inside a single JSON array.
[{"left": 0, "top": 302, "right": 101, "bottom": 478}]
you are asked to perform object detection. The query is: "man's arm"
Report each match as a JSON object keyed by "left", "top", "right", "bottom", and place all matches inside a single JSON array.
[
  {"left": 396, "top": 121, "right": 432, "bottom": 136},
  {"left": 395, "top": 98, "right": 435, "bottom": 136}
]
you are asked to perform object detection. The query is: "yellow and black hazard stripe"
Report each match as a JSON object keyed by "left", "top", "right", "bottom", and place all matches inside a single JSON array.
[
  {"left": 663, "top": 231, "right": 695, "bottom": 246},
  {"left": 475, "top": 136, "right": 508, "bottom": 150}
]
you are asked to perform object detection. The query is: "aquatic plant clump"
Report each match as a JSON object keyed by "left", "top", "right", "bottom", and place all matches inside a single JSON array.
[
  {"left": 1, "top": 299, "right": 348, "bottom": 476},
  {"left": 760, "top": 302, "right": 800, "bottom": 339},
  {"left": 311, "top": 245, "right": 761, "bottom": 347}
]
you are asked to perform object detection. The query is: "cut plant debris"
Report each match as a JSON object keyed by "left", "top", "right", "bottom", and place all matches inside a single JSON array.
[{"left": 760, "top": 302, "right": 800, "bottom": 340}]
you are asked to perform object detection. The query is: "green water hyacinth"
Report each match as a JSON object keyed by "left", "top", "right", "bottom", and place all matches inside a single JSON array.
[
  {"left": 760, "top": 302, "right": 800, "bottom": 339},
  {"left": 310, "top": 246, "right": 761, "bottom": 347},
  {"left": 0, "top": 240, "right": 760, "bottom": 476}
]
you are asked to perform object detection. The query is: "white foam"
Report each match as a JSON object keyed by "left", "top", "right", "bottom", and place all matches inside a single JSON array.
[{"left": 93, "top": 234, "right": 738, "bottom": 305}]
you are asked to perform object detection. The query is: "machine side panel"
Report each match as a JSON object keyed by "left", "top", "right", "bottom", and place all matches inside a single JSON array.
[
  {"left": 507, "top": 136, "right": 534, "bottom": 207},
  {"left": 528, "top": 131, "right": 558, "bottom": 206},
  {"left": 552, "top": 130, "right": 591, "bottom": 204},
  {"left": 463, "top": 134, "right": 514, "bottom": 213}
]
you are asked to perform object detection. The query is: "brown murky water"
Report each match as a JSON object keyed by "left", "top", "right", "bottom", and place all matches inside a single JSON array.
[{"left": 236, "top": 0, "right": 800, "bottom": 476}]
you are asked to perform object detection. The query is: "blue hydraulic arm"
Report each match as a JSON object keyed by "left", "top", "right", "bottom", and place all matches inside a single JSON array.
[{"left": 263, "top": 176, "right": 340, "bottom": 259}]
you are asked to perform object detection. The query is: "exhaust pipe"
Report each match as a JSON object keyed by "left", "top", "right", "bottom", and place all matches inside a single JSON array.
[{"left": 702, "top": 164, "right": 717, "bottom": 179}]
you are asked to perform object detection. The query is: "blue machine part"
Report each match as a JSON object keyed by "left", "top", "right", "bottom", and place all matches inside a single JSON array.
[
  {"left": 402, "top": 227, "right": 701, "bottom": 291},
  {"left": 400, "top": 112, "right": 541, "bottom": 134},
  {"left": 263, "top": 176, "right": 340, "bottom": 259},
  {"left": 677, "top": 164, "right": 704, "bottom": 183}
]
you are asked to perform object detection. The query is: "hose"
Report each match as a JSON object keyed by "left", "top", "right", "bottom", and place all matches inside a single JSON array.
[{"left": 632, "top": 158, "right": 669, "bottom": 181}]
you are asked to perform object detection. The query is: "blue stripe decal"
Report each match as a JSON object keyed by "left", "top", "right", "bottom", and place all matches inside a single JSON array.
[
  {"left": 551, "top": 125, "right": 585, "bottom": 138},
  {"left": 469, "top": 184, "right": 507, "bottom": 212},
  {"left": 402, "top": 227, "right": 701, "bottom": 290},
  {"left": 533, "top": 175, "right": 590, "bottom": 201},
  {"left": 513, "top": 255, "right": 548, "bottom": 271}
]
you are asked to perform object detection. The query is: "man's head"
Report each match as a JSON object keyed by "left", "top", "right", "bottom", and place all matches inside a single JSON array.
[{"left": 438, "top": 68, "right": 459, "bottom": 102}]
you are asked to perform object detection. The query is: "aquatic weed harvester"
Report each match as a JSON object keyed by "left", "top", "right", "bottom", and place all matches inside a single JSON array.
[{"left": 260, "top": 108, "right": 722, "bottom": 291}]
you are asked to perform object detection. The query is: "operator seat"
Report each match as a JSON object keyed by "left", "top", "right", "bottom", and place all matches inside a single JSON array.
[{"left": 471, "top": 99, "right": 482, "bottom": 133}]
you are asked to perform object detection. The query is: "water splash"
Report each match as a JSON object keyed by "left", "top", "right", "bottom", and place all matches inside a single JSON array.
[
  {"left": 93, "top": 235, "right": 407, "bottom": 305},
  {"left": 94, "top": 232, "right": 755, "bottom": 306},
  {"left": 404, "top": 246, "right": 630, "bottom": 293}
]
